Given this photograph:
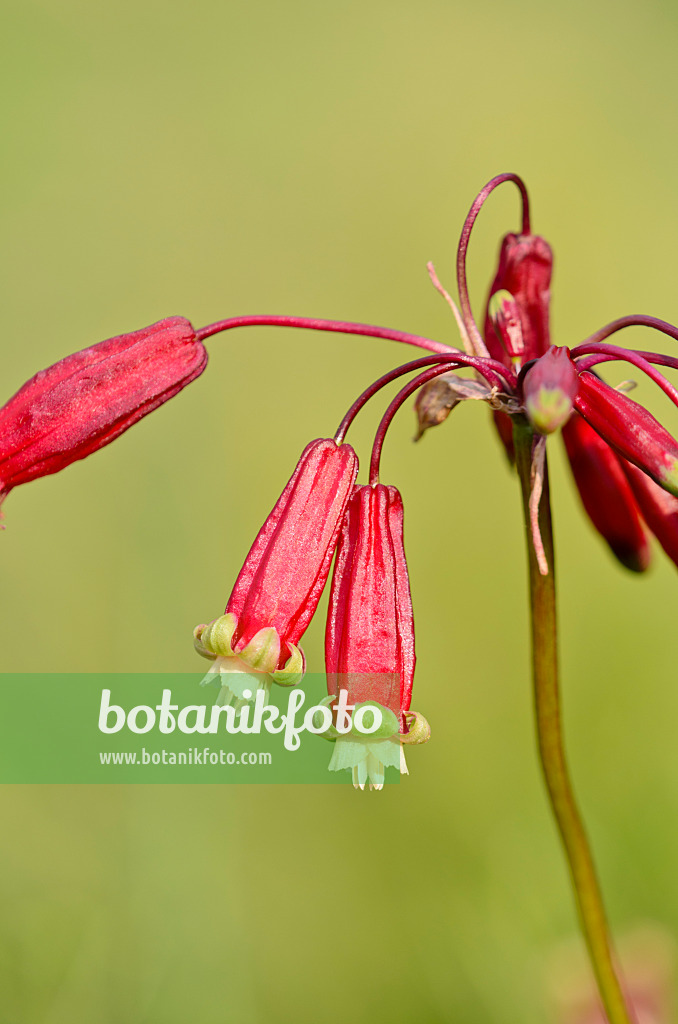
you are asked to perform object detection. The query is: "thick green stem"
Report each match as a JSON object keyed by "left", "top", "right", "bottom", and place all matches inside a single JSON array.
[{"left": 513, "top": 419, "right": 635, "bottom": 1024}]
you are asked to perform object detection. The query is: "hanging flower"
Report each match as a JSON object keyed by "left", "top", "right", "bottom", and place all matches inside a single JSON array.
[
  {"left": 573, "top": 370, "right": 678, "bottom": 496},
  {"left": 323, "top": 484, "right": 429, "bottom": 790},
  {"left": 561, "top": 411, "right": 650, "bottom": 573},
  {"left": 0, "top": 317, "right": 207, "bottom": 515},
  {"left": 194, "top": 438, "right": 358, "bottom": 709}
]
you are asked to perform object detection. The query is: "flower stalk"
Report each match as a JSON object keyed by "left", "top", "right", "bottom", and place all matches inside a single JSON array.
[{"left": 513, "top": 418, "right": 636, "bottom": 1024}]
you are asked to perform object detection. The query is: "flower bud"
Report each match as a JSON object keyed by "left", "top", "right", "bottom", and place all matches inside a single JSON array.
[
  {"left": 0, "top": 317, "right": 206, "bottom": 512},
  {"left": 522, "top": 346, "right": 579, "bottom": 434},
  {"left": 575, "top": 372, "right": 678, "bottom": 497},
  {"left": 487, "top": 289, "right": 524, "bottom": 362},
  {"left": 483, "top": 232, "right": 553, "bottom": 366},
  {"left": 483, "top": 232, "right": 553, "bottom": 460}
]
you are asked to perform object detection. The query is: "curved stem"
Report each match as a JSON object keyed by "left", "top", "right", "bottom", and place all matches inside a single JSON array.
[
  {"left": 334, "top": 354, "right": 461, "bottom": 444},
  {"left": 573, "top": 346, "right": 678, "bottom": 374},
  {"left": 573, "top": 344, "right": 678, "bottom": 409},
  {"left": 369, "top": 360, "right": 507, "bottom": 485},
  {"left": 456, "top": 173, "right": 531, "bottom": 357},
  {"left": 513, "top": 420, "right": 636, "bottom": 1024},
  {"left": 195, "top": 315, "right": 458, "bottom": 356},
  {"left": 577, "top": 314, "right": 678, "bottom": 349},
  {"left": 335, "top": 351, "right": 516, "bottom": 445}
]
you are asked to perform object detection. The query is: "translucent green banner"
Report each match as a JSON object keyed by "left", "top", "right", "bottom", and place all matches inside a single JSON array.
[{"left": 0, "top": 673, "right": 402, "bottom": 785}]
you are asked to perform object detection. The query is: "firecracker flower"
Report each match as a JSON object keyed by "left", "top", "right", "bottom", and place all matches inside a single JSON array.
[
  {"left": 193, "top": 438, "right": 358, "bottom": 710},
  {"left": 322, "top": 483, "right": 430, "bottom": 790},
  {"left": 0, "top": 317, "right": 207, "bottom": 516},
  {"left": 475, "top": 181, "right": 678, "bottom": 572},
  {"left": 180, "top": 176, "right": 678, "bottom": 1018}
]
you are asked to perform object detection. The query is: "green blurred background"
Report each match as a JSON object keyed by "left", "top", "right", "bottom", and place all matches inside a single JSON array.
[{"left": 2, "top": 0, "right": 678, "bottom": 1020}]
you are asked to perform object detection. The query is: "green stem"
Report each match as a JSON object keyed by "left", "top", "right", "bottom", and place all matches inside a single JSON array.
[{"left": 513, "top": 419, "right": 635, "bottom": 1024}]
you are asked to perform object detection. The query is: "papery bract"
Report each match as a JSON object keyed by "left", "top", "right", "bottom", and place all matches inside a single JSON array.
[{"left": 0, "top": 317, "right": 206, "bottom": 510}]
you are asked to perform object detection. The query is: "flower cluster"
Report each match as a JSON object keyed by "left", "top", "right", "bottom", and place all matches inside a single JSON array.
[
  {"left": 5, "top": 173, "right": 678, "bottom": 790},
  {"left": 189, "top": 175, "right": 678, "bottom": 784},
  {"left": 473, "top": 177, "right": 678, "bottom": 573}
]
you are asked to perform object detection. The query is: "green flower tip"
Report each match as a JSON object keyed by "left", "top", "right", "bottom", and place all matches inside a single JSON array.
[
  {"left": 199, "top": 614, "right": 237, "bottom": 657},
  {"left": 271, "top": 643, "right": 305, "bottom": 687},
  {"left": 488, "top": 289, "right": 515, "bottom": 321},
  {"left": 525, "top": 386, "right": 574, "bottom": 435},
  {"left": 400, "top": 710, "right": 431, "bottom": 745},
  {"left": 659, "top": 457, "right": 678, "bottom": 498},
  {"left": 352, "top": 701, "right": 400, "bottom": 739}
]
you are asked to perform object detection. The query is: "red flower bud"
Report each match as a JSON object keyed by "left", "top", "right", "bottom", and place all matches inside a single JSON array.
[
  {"left": 522, "top": 346, "right": 579, "bottom": 435},
  {"left": 483, "top": 232, "right": 553, "bottom": 366},
  {"left": 0, "top": 317, "right": 206, "bottom": 510},
  {"left": 194, "top": 439, "right": 359, "bottom": 704},
  {"left": 483, "top": 232, "right": 554, "bottom": 460},
  {"left": 562, "top": 413, "right": 650, "bottom": 572},
  {"left": 575, "top": 371, "right": 678, "bottom": 497}
]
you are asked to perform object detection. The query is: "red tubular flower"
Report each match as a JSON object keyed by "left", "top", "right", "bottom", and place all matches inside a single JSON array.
[
  {"left": 620, "top": 459, "right": 678, "bottom": 568},
  {"left": 574, "top": 371, "right": 678, "bottom": 497},
  {"left": 194, "top": 438, "right": 359, "bottom": 707},
  {"left": 475, "top": 184, "right": 674, "bottom": 572},
  {"left": 483, "top": 232, "right": 554, "bottom": 461},
  {"left": 562, "top": 413, "right": 651, "bottom": 572},
  {"left": 323, "top": 484, "right": 429, "bottom": 790},
  {"left": 484, "top": 232, "right": 553, "bottom": 365},
  {"left": 0, "top": 317, "right": 207, "bottom": 512}
]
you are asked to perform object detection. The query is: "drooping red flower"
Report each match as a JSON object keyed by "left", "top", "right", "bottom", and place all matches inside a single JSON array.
[
  {"left": 0, "top": 317, "right": 207, "bottom": 512},
  {"left": 620, "top": 460, "right": 678, "bottom": 567},
  {"left": 323, "top": 483, "right": 429, "bottom": 789},
  {"left": 574, "top": 370, "right": 678, "bottom": 497},
  {"left": 194, "top": 438, "right": 359, "bottom": 706},
  {"left": 562, "top": 412, "right": 651, "bottom": 573}
]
